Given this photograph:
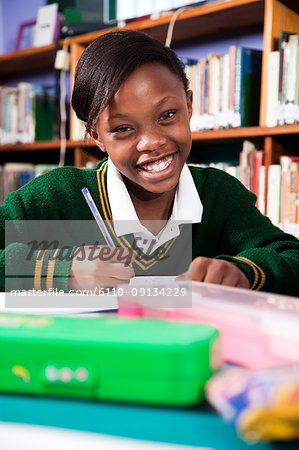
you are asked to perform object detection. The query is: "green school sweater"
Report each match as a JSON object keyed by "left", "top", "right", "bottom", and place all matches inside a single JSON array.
[{"left": 1, "top": 158, "right": 298, "bottom": 295}]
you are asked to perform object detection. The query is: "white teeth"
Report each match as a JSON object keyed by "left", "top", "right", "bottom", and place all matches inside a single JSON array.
[{"left": 140, "top": 154, "right": 174, "bottom": 173}]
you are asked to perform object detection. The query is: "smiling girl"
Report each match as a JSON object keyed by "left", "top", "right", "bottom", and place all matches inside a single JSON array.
[{"left": 0, "top": 30, "right": 298, "bottom": 295}]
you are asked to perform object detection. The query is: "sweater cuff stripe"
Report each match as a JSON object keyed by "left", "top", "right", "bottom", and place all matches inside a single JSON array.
[
  {"left": 46, "top": 249, "right": 60, "bottom": 290},
  {"left": 234, "top": 256, "right": 266, "bottom": 290},
  {"left": 34, "top": 250, "right": 46, "bottom": 290}
]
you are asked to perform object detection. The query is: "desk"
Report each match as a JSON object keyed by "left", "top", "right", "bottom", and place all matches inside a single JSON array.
[{"left": 0, "top": 394, "right": 298, "bottom": 450}]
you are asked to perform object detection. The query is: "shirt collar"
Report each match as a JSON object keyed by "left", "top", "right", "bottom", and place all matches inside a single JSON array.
[{"left": 107, "top": 157, "right": 203, "bottom": 238}]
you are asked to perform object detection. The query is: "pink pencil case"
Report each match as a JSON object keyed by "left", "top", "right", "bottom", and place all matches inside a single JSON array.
[{"left": 118, "top": 281, "right": 299, "bottom": 369}]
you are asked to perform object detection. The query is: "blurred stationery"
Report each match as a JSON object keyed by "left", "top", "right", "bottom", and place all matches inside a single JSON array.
[
  {"left": 0, "top": 315, "right": 220, "bottom": 406},
  {"left": 205, "top": 365, "right": 299, "bottom": 442},
  {"left": 118, "top": 281, "right": 299, "bottom": 369}
]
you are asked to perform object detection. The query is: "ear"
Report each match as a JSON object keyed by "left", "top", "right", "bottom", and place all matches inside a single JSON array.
[
  {"left": 89, "top": 126, "right": 107, "bottom": 153},
  {"left": 186, "top": 90, "right": 193, "bottom": 121}
]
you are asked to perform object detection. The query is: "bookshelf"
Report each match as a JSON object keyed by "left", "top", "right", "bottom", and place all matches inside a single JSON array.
[{"left": 1, "top": 0, "right": 298, "bottom": 181}]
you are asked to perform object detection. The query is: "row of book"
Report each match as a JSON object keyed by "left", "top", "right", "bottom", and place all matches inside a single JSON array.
[
  {"left": 190, "top": 142, "right": 299, "bottom": 238},
  {"left": 0, "top": 83, "right": 58, "bottom": 145},
  {"left": 70, "top": 46, "right": 262, "bottom": 140},
  {"left": 184, "top": 46, "right": 262, "bottom": 131},
  {"left": 265, "top": 32, "right": 299, "bottom": 127},
  {"left": 0, "top": 163, "right": 57, "bottom": 204}
]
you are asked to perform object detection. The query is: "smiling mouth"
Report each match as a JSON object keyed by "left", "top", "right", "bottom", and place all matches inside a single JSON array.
[{"left": 137, "top": 153, "right": 176, "bottom": 173}]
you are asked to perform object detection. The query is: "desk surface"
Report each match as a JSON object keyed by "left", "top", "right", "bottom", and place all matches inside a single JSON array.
[{"left": 1, "top": 394, "right": 298, "bottom": 450}]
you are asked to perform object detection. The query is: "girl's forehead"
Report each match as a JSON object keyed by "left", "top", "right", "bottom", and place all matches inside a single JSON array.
[{"left": 117, "top": 62, "right": 183, "bottom": 94}]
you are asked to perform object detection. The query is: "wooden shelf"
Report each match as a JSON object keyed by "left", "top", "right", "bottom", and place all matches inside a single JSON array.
[
  {"left": 1, "top": 124, "right": 298, "bottom": 152},
  {"left": 0, "top": 44, "right": 57, "bottom": 79},
  {"left": 0, "top": 140, "right": 73, "bottom": 152},
  {"left": 192, "top": 124, "right": 299, "bottom": 141},
  {"left": 71, "top": 0, "right": 264, "bottom": 46}
]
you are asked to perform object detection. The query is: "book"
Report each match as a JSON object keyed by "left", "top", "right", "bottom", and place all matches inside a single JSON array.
[
  {"left": 2, "top": 163, "right": 35, "bottom": 197},
  {"left": 239, "top": 140, "right": 256, "bottom": 190},
  {"left": 208, "top": 53, "right": 221, "bottom": 129},
  {"left": 267, "top": 164, "right": 281, "bottom": 227},
  {"left": 265, "top": 51, "right": 280, "bottom": 127},
  {"left": 219, "top": 53, "right": 230, "bottom": 128},
  {"left": 289, "top": 161, "right": 299, "bottom": 224},
  {"left": 0, "top": 83, "right": 58, "bottom": 144},
  {"left": 182, "top": 58, "right": 199, "bottom": 131},
  {"left": 253, "top": 150, "right": 264, "bottom": 206},
  {"left": 258, "top": 164, "right": 266, "bottom": 215},
  {"left": 233, "top": 47, "right": 262, "bottom": 128},
  {"left": 285, "top": 34, "right": 299, "bottom": 124},
  {"left": 280, "top": 155, "right": 292, "bottom": 230},
  {"left": 198, "top": 59, "right": 207, "bottom": 130},
  {"left": 34, "top": 86, "right": 57, "bottom": 141},
  {"left": 228, "top": 45, "right": 237, "bottom": 127},
  {"left": 278, "top": 31, "right": 292, "bottom": 125},
  {"left": 33, "top": 3, "right": 59, "bottom": 47}
]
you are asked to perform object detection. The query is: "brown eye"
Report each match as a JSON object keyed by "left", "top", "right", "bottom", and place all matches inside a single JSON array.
[
  {"left": 113, "top": 126, "right": 132, "bottom": 134},
  {"left": 159, "top": 111, "right": 175, "bottom": 121}
]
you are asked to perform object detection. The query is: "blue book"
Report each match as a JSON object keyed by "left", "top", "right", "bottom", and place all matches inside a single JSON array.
[{"left": 234, "top": 47, "right": 262, "bottom": 127}]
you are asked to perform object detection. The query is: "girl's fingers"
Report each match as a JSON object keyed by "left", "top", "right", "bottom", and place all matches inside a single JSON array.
[{"left": 177, "top": 257, "right": 250, "bottom": 289}]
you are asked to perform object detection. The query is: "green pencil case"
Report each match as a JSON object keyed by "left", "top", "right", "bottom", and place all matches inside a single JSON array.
[{"left": 0, "top": 314, "right": 221, "bottom": 406}]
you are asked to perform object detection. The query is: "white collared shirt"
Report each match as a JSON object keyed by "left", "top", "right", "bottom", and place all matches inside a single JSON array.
[{"left": 107, "top": 158, "right": 203, "bottom": 254}]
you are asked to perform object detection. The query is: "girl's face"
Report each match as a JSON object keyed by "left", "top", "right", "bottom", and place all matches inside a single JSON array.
[{"left": 93, "top": 62, "right": 193, "bottom": 199}]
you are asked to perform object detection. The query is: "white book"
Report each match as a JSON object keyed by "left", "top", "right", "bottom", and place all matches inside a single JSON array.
[
  {"left": 171, "top": 0, "right": 191, "bottom": 7},
  {"left": 219, "top": 53, "right": 230, "bottom": 128},
  {"left": 265, "top": 51, "right": 279, "bottom": 127},
  {"left": 258, "top": 165, "right": 265, "bottom": 215},
  {"left": 71, "top": 116, "right": 85, "bottom": 141},
  {"left": 33, "top": 3, "right": 58, "bottom": 47},
  {"left": 286, "top": 35, "right": 299, "bottom": 103},
  {"left": 208, "top": 54, "right": 220, "bottom": 129},
  {"left": 225, "top": 166, "right": 238, "bottom": 179},
  {"left": 117, "top": 0, "right": 136, "bottom": 21},
  {"left": 285, "top": 34, "right": 299, "bottom": 124},
  {"left": 267, "top": 164, "right": 281, "bottom": 227},
  {"left": 136, "top": 0, "right": 153, "bottom": 17}
]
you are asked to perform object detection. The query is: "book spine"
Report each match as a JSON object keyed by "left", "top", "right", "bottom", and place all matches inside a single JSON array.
[
  {"left": 198, "top": 59, "right": 207, "bottom": 130},
  {"left": 253, "top": 150, "right": 264, "bottom": 209},
  {"left": 228, "top": 45, "right": 236, "bottom": 127},
  {"left": 233, "top": 46, "right": 241, "bottom": 128},
  {"left": 220, "top": 53, "right": 230, "bottom": 128},
  {"left": 267, "top": 164, "right": 281, "bottom": 226},
  {"left": 242, "top": 49, "right": 262, "bottom": 127},
  {"left": 289, "top": 162, "right": 298, "bottom": 224},
  {"left": 258, "top": 164, "right": 266, "bottom": 215},
  {"left": 208, "top": 54, "right": 220, "bottom": 129},
  {"left": 265, "top": 51, "right": 280, "bottom": 127},
  {"left": 280, "top": 156, "right": 292, "bottom": 230},
  {"left": 285, "top": 35, "right": 299, "bottom": 124}
]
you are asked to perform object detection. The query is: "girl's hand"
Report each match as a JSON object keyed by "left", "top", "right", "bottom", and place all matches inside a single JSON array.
[
  {"left": 177, "top": 256, "right": 250, "bottom": 289},
  {"left": 69, "top": 245, "right": 135, "bottom": 291}
]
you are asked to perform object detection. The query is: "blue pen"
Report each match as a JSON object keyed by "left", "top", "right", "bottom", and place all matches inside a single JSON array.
[{"left": 81, "top": 187, "right": 115, "bottom": 247}]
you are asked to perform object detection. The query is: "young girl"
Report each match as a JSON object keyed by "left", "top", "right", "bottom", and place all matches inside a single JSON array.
[{"left": 1, "top": 30, "right": 298, "bottom": 296}]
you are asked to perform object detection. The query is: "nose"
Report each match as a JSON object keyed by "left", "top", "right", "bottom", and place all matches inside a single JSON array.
[{"left": 136, "top": 126, "right": 167, "bottom": 152}]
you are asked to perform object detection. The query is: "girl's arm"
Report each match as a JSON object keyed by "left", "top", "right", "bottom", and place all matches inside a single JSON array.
[{"left": 189, "top": 167, "right": 299, "bottom": 296}]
